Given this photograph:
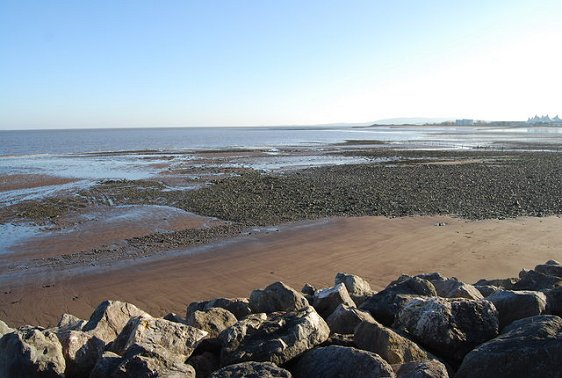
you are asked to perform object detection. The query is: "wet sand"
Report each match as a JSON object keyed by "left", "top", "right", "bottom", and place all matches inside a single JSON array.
[
  {"left": 0, "top": 174, "right": 76, "bottom": 192},
  {"left": 2, "top": 215, "right": 561, "bottom": 327}
]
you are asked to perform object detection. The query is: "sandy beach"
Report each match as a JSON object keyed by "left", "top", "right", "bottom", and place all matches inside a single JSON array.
[{"left": 2, "top": 214, "right": 561, "bottom": 327}]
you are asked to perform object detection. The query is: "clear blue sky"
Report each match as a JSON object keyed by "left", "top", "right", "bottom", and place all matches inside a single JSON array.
[{"left": 1, "top": 1, "right": 561, "bottom": 129}]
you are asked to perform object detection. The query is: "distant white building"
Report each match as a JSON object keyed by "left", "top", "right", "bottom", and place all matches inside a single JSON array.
[
  {"left": 527, "top": 115, "right": 562, "bottom": 124},
  {"left": 455, "top": 119, "right": 474, "bottom": 126}
]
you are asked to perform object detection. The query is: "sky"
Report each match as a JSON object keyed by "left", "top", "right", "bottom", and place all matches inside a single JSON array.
[{"left": 1, "top": 1, "right": 562, "bottom": 130}]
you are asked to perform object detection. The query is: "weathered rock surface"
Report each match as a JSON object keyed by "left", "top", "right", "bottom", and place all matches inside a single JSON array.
[
  {"left": 114, "top": 352, "right": 196, "bottom": 377},
  {"left": 55, "top": 314, "right": 86, "bottom": 333},
  {"left": 456, "top": 315, "right": 562, "bottom": 378},
  {"left": 417, "top": 273, "right": 482, "bottom": 300},
  {"left": 219, "top": 306, "right": 329, "bottom": 366},
  {"left": 393, "top": 297, "right": 498, "bottom": 364},
  {"left": 82, "top": 300, "right": 150, "bottom": 344},
  {"left": 187, "top": 351, "right": 220, "bottom": 378},
  {"left": 89, "top": 351, "right": 122, "bottom": 378},
  {"left": 473, "top": 277, "right": 518, "bottom": 290},
  {"left": 473, "top": 284, "right": 500, "bottom": 297},
  {"left": 535, "top": 261, "right": 562, "bottom": 278},
  {"left": 545, "top": 286, "right": 562, "bottom": 316},
  {"left": 313, "top": 283, "right": 356, "bottom": 318},
  {"left": 111, "top": 316, "right": 208, "bottom": 360},
  {"left": 360, "top": 276, "right": 437, "bottom": 326},
  {"left": 393, "top": 360, "right": 449, "bottom": 378},
  {"left": 210, "top": 361, "right": 292, "bottom": 377},
  {"left": 320, "top": 333, "right": 356, "bottom": 348},
  {"left": 326, "top": 303, "right": 375, "bottom": 334},
  {"left": 186, "top": 307, "right": 238, "bottom": 338},
  {"left": 335, "top": 272, "right": 374, "bottom": 304},
  {"left": 513, "top": 269, "right": 562, "bottom": 291},
  {"left": 0, "top": 320, "right": 13, "bottom": 338},
  {"left": 163, "top": 312, "right": 187, "bottom": 324},
  {"left": 486, "top": 289, "right": 546, "bottom": 328},
  {"left": 188, "top": 297, "right": 252, "bottom": 320},
  {"left": 0, "top": 327, "right": 66, "bottom": 378},
  {"left": 301, "top": 283, "right": 317, "bottom": 302},
  {"left": 57, "top": 330, "right": 105, "bottom": 378},
  {"left": 249, "top": 282, "right": 310, "bottom": 314},
  {"left": 354, "top": 320, "right": 432, "bottom": 365},
  {"left": 293, "top": 345, "right": 395, "bottom": 378}
]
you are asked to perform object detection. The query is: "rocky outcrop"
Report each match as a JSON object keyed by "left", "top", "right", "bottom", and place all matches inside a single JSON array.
[
  {"left": 335, "top": 272, "right": 375, "bottom": 304},
  {"left": 81, "top": 300, "right": 150, "bottom": 344},
  {"left": 354, "top": 320, "right": 433, "bottom": 365},
  {"left": 393, "top": 297, "right": 498, "bottom": 364},
  {"left": 313, "top": 283, "right": 356, "bottom": 318},
  {"left": 210, "top": 361, "right": 292, "bottom": 377},
  {"left": 456, "top": 315, "right": 562, "bottom": 377},
  {"left": 326, "top": 303, "right": 375, "bottom": 334},
  {"left": 486, "top": 290, "right": 546, "bottom": 328},
  {"left": 293, "top": 345, "right": 395, "bottom": 378},
  {"left": 57, "top": 330, "right": 105, "bottom": 377},
  {"left": 188, "top": 297, "right": 252, "bottom": 320},
  {"left": 186, "top": 307, "right": 238, "bottom": 338},
  {"left": 249, "top": 281, "right": 310, "bottom": 313},
  {"left": 360, "top": 276, "right": 437, "bottom": 326},
  {"left": 393, "top": 360, "right": 449, "bottom": 378},
  {"left": 0, "top": 327, "right": 66, "bottom": 378},
  {"left": 219, "top": 306, "right": 329, "bottom": 366}
]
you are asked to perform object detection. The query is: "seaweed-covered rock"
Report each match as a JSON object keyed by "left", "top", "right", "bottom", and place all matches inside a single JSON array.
[
  {"left": 486, "top": 290, "right": 546, "bottom": 328},
  {"left": 249, "top": 282, "right": 309, "bottom": 314},
  {"left": 186, "top": 307, "right": 237, "bottom": 338},
  {"left": 513, "top": 270, "right": 562, "bottom": 291},
  {"left": 393, "top": 360, "right": 449, "bottom": 378},
  {"left": 219, "top": 306, "right": 329, "bottom": 366},
  {"left": 0, "top": 326, "right": 66, "bottom": 378},
  {"left": 293, "top": 345, "right": 395, "bottom": 378},
  {"left": 354, "top": 320, "right": 432, "bottom": 365},
  {"left": 313, "top": 283, "right": 356, "bottom": 318},
  {"left": 326, "top": 303, "right": 375, "bottom": 334},
  {"left": 188, "top": 297, "right": 252, "bottom": 320},
  {"left": 393, "top": 297, "right": 498, "bottom": 364},
  {"left": 360, "top": 276, "right": 437, "bottom": 326},
  {"left": 456, "top": 315, "right": 562, "bottom": 378},
  {"left": 210, "top": 361, "right": 292, "bottom": 377},
  {"left": 335, "top": 272, "right": 374, "bottom": 304},
  {"left": 82, "top": 300, "right": 150, "bottom": 344},
  {"left": 57, "top": 330, "right": 105, "bottom": 378}
]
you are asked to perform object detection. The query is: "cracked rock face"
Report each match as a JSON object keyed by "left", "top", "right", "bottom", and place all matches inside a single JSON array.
[{"left": 219, "top": 306, "right": 329, "bottom": 366}]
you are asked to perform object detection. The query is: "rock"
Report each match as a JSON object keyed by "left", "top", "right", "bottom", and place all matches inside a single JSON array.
[
  {"left": 219, "top": 306, "right": 329, "bottom": 366},
  {"left": 335, "top": 272, "right": 374, "bottom": 304},
  {"left": 111, "top": 316, "right": 208, "bottom": 360},
  {"left": 55, "top": 314, "right": 86, "bottom": 333},
  {"left": 535, "top": 262, "right": 562, "bottom": 278},
  {"left": 188, "top": 297, "right": 252, "bottom": 320},
  {"left": 486, "top": 290, "right": 546, "bottom": 328},
  {"left": 513, "top": 269, "right": 562, "bottom": 291},
  {"left": 89, "top": 351, "right": 122, "bottom": 378},
  {"left": 393, "top": 297, "right": 498, "bottom": 364},
  {"left": 320, "top": 333, "right": 356, "bottom": 348},
  {"left": 114, "top": 353, "right": 196, "bottom": 377},
  {"left": 249, "top": 281, "right": 310, "bottom": 314},
  {"left": 360, "top": 276, "right": 437, "bottom": 326},
  {"left": 163, "top": 312, "right": 187, "bottom": 324},
  {"left": 293, "top": 345, "right": 395, "bottom": 378},
  {"left": 416, "top": 273, "right": 482, "bottom": 300},
  {"left": 0, "top": 320, "right": 13, "bottom": 338},
  {"left": 456, "top": 315, "right": 562, "bottom": 377},
  {"left": 474, "top": 277, "right": 518, "bottom": 290},
  {"left": 545, "top": 259, "right": 561, "bottom": 265},
  {"left": 326, "top": 303, "right": 375, "bottom": 334},
  {"left": 393, "top": 360, "right": 449, "bottom": 378},
  {"left": 186, "top": 307, "right": 238, "bottom": 338},
  {"left": 57, "top": 330, "right": 105, "bottom": 378},
  {"left": 313, "top": 283, "right": 356, "bottom": 318},
  {"left": 0, "top": 326, "right": 66, "bottom": 377},
  {"left": 187, "top": 351, "right": 220, "bottom": 378},
  {"left": 82, "top": 300, "right": 151, "bottom": 344},
  {"left": 354, "top": 320, "right": 433, "bottom": 365},
  {"left": 474, "top": 284, "right": 500, "bottom": 297},
  {"left": 210, "top": 361, "right": 292, "bottom": 377},
  {"left": 301, "top": 283, "right": 316, "bottom": 302},
  {"left": 545, "top": 286, "right": 562, "bottom": 316}
]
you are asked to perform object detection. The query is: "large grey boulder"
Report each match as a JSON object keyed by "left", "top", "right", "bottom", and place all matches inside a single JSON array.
[
  {"left": 111, "top": 316, "right": 208, "bottom": 360},
  {"left": 219, "top": 306, "right": 329, "bottom": 366},
  {"left": 326, "top": 303, "right": 375, "bottom": 334},
  {"left": 188, "top": 297, "right": 252, "bottom": 320},
  {"left": 392, "top": 360, "right": 449, "bottom": 378},
  {"left": 0, "top": 320, "right": 13, "bottom": 338},
  {"left": 186, "top": 307, "right": 238, "bottom": 338},
  {"left": 393, "top": 297, "right": 498, "bottom": 364},
  {"left": 57, "top": 330, "right": 105, "bottom": 378},
  {"left": 456, "top": 315, "right": 562, "bottom": 377},
  {"left": 335, "top": 272, "right": 375, "bottom": 304},
  {"left": 545, "top": 286, "right": 562, "bottom": 316},
  {"left": 513, "top": 269, "right": 562, "bottom": 291},
  {"left": 354, "top": 320, "right": 433, "bottom": 365},
  {"left": 360, "top": 276, "right": 437, "bottom": 326},
  {"left": 210, "top": 361, "right": 292, "bottom": 377},
  {"left": 417, "top": 273, "right": 482, "bottom": 300},
  {"left": 486, "top": 290, "right": 546, "bottom": 328},
  {"left": 82, "top": 300, "right": 151, "bottom": 344},
  {"left": 249, "top": 282, "right": 310, "bottom": 314},
  {"left": 293, "top": 345, "right": 395, "bottom": 378},
  {"left": 313, "top": 283, "right": 356, "bottom": 318},
  {"left": 0, "top": 326, "right": 66, "bottom": 378},
  {"left": 535, "top": 261, "right": 562, "bottom": 278}
]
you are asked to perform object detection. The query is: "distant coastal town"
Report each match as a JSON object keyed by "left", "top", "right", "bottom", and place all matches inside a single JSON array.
[{"left": 434, "top": 115, "right": 562, "bottom": 127}]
